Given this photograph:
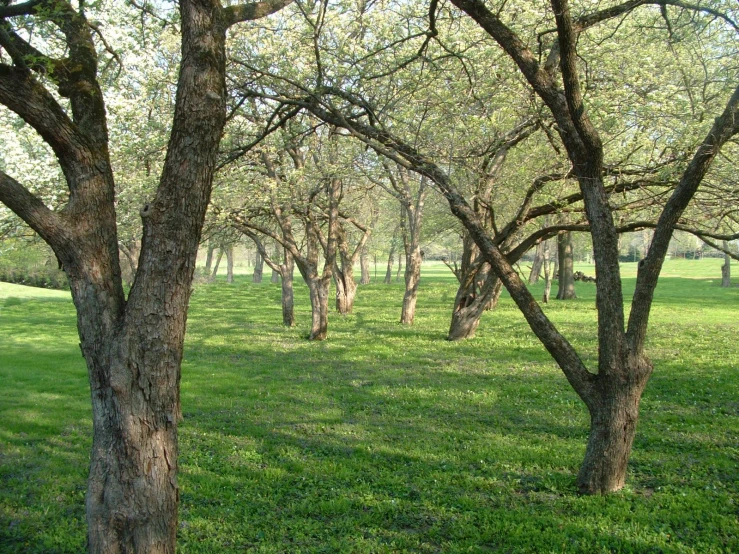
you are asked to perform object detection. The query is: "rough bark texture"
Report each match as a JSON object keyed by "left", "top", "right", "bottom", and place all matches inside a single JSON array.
[
  {"left": 447, "top": 234, "right": 502, "bottom": 340},
  {"left": 384, "top": 232, "right": 397, "bottom": 284},
  {"left": 528, "top": 241, "right": 545, "bottom": 284},
  {"left": 226, "top": 245, "right": 234, "bottom": 283},
  {"left": 280, "top": 251, "right": 295, "bottom": 326},
  {"left": 210, "top": 248, "right": 224, "bottom": 281},
  {"left": 360, "top": 245, "right": 371, "bottom": 284},
  {"left": 252, "top": 250, "right": 263, "bottom": 283},
  {"left": 577, "top": 362, "right": 651, "bottom": 493},
  {"left": 721, "top": 241, "right": 731, "bottom": 287},
  {"left": 556, "top": 231, "right": 576, "bottom": 300}
]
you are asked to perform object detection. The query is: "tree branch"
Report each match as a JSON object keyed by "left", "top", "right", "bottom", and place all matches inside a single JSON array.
[{"left": 224, "top": 0, "right": 293, "bottom": 27}]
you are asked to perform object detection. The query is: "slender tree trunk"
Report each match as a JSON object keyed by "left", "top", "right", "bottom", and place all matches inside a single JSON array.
[
  {"left": 396, "top": 249, "right": 403, "bottom": 281},
  {"left": 210, "top": 249, "right": 223, "bottom": 282},
  {"left": 252, "top": 250, "right": 263, "bottom": 283},
  {"left": 225, "top": 245, "right": 234, "bottom": 284},
  {"left": 281, "top": 251, "right": 295, "bottom": 326},
  {"left": 204, "top": 243, "right": 215, "bottom": 272},
  {"left": 556, "top": 231, "right": 576, "bottom": 300},
  {"left": 400, "top": 247, "right": 422, "bottom": 324},
  {"left": 271, "top": 242, "right": 281, "bottom": 283},
  {"left": 721, "top": 240, "right": 731, "bottom": 287},
  {"left": 542, "top": 243, "right": 554, "bottom": 303},
  {"left": 360, "top": 245, "right": 371, "bottom": 284},
  {"left": 528, "top": 241, "right": 545, "bottom": 284},
  {"left": 384, "top": 240, "right": 396, "bottom": 284}
]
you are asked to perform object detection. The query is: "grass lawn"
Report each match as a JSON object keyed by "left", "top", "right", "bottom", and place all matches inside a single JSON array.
[{"left": 1, "top": 259, "right": 737, "bottom": 553}]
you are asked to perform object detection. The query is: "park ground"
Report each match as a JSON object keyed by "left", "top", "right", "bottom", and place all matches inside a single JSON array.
[{"left": 0, "top": 259, "right": 737, "bottom": 553}]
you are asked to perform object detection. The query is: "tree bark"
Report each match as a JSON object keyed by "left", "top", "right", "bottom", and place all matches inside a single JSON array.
[
  {"left": 225, "top": 245, "right": 234, "bottom": 283},
  {"left": 556, "top": 231, "right": 576, "bottom": 300},
  {"left": 721, "top": 240, "right": 731, "bottom": 287},
  {"left": 281, "top": 250, "right": 295, "bottom": 326},
  {"left": 360, "top": 244, "right": 371, "bottom": 284},
  {"left": 577, "top": 364, "right": 651, "bottom": 493},
  {"left": 204, "top": 243, "right": 215, "bottom": 272},
  {"left": 448, "top": 270, "right": 502, "bottom": 340},
  {"left": 271, "top": 241, "right": 281, "bottom": 283},
  {"left": 210, "top": 248, "right": 223, "bottom": 281},
  {"left": 528, "top": 241, "right": 545, "bottom": 284},
  {"left": 384, "top": 234, "right": 397, "bottom": 284},
  {"left": 252, "top": 250, "right": 263, "bottom": 283}
]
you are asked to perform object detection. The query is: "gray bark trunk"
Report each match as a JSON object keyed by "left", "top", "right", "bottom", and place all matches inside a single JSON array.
[
  {"left": 721, "top": 240, "right": 731, "bottom": 287},
  {"left": 281, "top": 251, "right": 295, "bottom": 326},
  {"left": 225, "top": 245, "right": 234, "bottom": 284},
  {"left": 252, "top": 250, "right": 263, "bottom": 283},
  {"left": 556, "top": 231, "right": 576, "bottom": 300},
  {"left": 210, "top": 249, "right": 223, "bottom": 281},
  {"left": 400, "top": 247, "right": 422, "bottom": 324},
  {"left": 384, "top": 239, "right": 396, "bottom": 284},
  {"left": 360, "top": 245, "right": 371, "bottom": 285},
  {"left": 528, "top": 241, "right": 545, "bottom": 284}
]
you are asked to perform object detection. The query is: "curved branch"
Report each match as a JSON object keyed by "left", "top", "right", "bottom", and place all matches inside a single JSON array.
[
  {"left": 0, "top": 169, "right": 67, "bottom": 248},
  {"left": 224, "top": 0, "right": 293, "bottom": 28}
]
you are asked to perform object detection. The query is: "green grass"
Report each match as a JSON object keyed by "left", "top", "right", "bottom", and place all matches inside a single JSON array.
[{"left": 1, "top": 260, "right": 738, "bottom": 553}]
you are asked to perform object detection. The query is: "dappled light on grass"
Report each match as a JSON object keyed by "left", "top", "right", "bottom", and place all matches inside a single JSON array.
[{"left": 1, "top": 260, "right": 738, "bottom": 552}]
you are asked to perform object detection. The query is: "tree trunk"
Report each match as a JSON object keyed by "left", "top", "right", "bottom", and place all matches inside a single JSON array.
[
  {"left": 721, "top": 240, "right": 731, "bottom": 287},
  {"left": 384, "top": 240, "right": 396, "bottom": 284},
  {"left": 204, "top": 243, "right": 215, "bottom": 273},
  {"left": 577, "top": 364, "right": 651, "bottom": 494},
  {"left": 307, "top": 278, "right": 329, "bottom": 340},
  {"left": 400, "top": 247, "right": 422, "bottom": 324},
  {"left": 360, "top": 245, "right": 371, "bottom": 284},
  {"left": 271, "top": 242, "right": 281, "bottom": 283},
  {"left": 556, "top": 231, "right": 576, "bottom": 300},
  {"left": 281, "top": 251, "right": 295, "bottom": 326},
  {"left": 542, "top": 243, "right": 554, "bottom": 303},
  {"left": 252, "top": 250, "right": 263, "bottom": 283},
  {"left": 210, "top": 249, "right": 223, "bottom": 282},
  {"left": 528, "top": 241, "right": 545, "bottom": 284},
  {"left": 396, "top": 249, "right": 403, "bottom": 281},
  {"left": 447, "top": 272, "right": 502, "bottom": 340},
  {"left": 447, "top": 234, "right": 502, "bottom": 340},
  {"left": 225, "top": 245, "right": 234, "bottom": 284}
]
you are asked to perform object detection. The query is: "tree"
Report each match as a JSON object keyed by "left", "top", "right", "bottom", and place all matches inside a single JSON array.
[
  {"left": 0, "top": 0, "right": 292, "bottom": 550},
  {"left": 264, "top": 0, "right": 739, "bottom": 494},
  {"left": 556, "top": 231, "right": 577, "bottom": 300}
]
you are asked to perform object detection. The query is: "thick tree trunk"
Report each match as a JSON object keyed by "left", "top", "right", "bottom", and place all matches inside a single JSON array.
[
  {"left": 528, "top": 241, "right": 545, "bottom": 284},
  {"left": 335, "top": 272, "right": 357, "bottom": 314},
  {"left": 721, "top": 241, "right": 731, "bottom": 287},
  {"left": 400, "top": 247, "right": 422, "bottom": 324},
  {"left": 307, "top": 278, "right": 329, "bottom": 340},
  {"left": 252, "top": 250, "right": 263, "bottom": 283},
  {"left": 447, "top": 272, "right": 502, "bottom": 340},
  {"left": 281, "top": 252, "right": 295, "bottom": 326},
  {"left": 360, "top": 245, "right": 371, "bottom": 284},
  {"left": 577, "top": 363, "right": 651, "bottom": 494},
  {"left": 225, "top": 245, "right": 234, "bottom": 284},
  {"left": 556, "top": 231, "right": 576, "bottom": 300}
]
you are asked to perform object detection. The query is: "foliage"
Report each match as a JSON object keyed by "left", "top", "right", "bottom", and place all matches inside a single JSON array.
[{"left": 1, "top": 261, "right": 737, "bottom": 553}]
